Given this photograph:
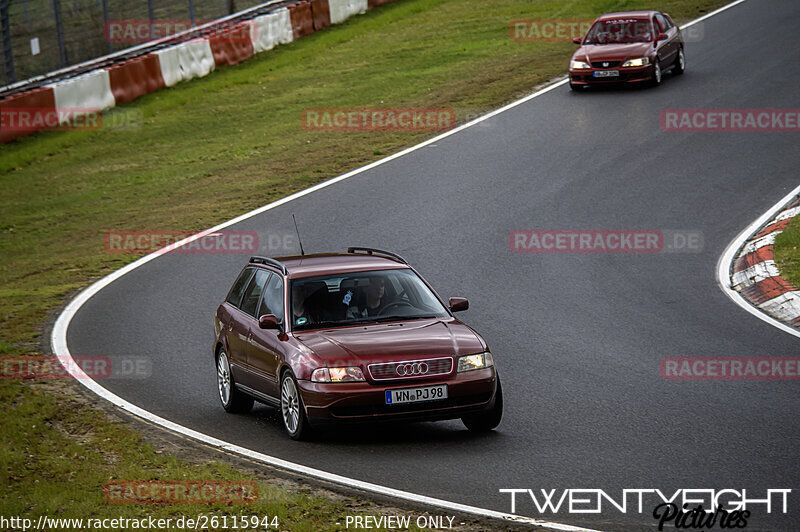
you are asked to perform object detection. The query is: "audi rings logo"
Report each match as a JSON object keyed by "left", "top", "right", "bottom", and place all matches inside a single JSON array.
[{"left": 395, "top": 362, "right": 429, "bottom": 376}]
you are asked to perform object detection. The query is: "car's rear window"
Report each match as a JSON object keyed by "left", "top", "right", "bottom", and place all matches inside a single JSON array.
[{"left": 584, "top": 18, "right": 653, "bottom": 44}]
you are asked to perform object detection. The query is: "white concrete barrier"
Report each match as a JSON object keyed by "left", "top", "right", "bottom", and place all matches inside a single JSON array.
[
  {"left": 178, "top": 39, "right": 215, "bottom": 81},
  {"left": 155, "top": 46, "right": 183, "bottom": 87},
  {"left": 251, "top": 8, "right": 294, "bottom": 53},
  {"left": 329, "top": 0, "right": 367, "bottom": 24},
  {"left": 48, "top": 69, "right": 115, "bottom": 124}
]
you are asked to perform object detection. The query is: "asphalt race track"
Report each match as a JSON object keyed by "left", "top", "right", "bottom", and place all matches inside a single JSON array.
[{"left": 65, "top": 1, "right": 800, "bottom": 530}]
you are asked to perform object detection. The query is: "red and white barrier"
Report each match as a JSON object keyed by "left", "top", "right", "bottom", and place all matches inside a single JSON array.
[
  {"left": 2, "top": 0, "right": 403, "bottom": 143},
  {"left": 329, "top": 0, "right": 367, "bottom": 24},
  {"left": 732, "top": 199, "right": 800, "bottom": 325}
]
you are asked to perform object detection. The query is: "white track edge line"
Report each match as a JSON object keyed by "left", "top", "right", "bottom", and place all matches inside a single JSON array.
[
  {"left": 51, "top": 1, "right": 750, "bottom": 530},
  {"left": 717, "top": 183, "right": 800, "bottom": 340}
]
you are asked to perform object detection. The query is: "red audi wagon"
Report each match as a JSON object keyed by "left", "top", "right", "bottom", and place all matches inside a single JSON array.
[{"left": 214, "top": 248, "right": 503, "bottom": 440}]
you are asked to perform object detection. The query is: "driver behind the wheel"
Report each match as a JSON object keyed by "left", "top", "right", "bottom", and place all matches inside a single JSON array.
[{"left": 346, "top": 277, "right": 386, "bottom": 319}]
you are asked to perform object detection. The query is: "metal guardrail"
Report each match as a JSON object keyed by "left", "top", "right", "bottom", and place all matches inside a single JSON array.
[{"left": 0, "top": 0, "right": 294, "bottom": 99}]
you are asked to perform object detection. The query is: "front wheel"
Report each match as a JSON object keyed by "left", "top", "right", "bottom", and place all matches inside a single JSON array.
[
  {"left": 650, "top": 59, "right": 662, "bottom": 87},
  {"left": 280, "top": 371, "right": 311, "bottom": 440},
  {"left": 217, "top": 349, "right": 254, "bottom": 413},
  {"left": 462, "top": 377, "right": 503, "bottom": 432},
  {"left": 673, "top": 48, "right": 685, "bottom": 75}
]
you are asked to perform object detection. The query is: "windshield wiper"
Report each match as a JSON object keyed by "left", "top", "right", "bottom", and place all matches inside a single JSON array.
[{"left": 372, "top": 315, "right": 439, "bottom": 323}]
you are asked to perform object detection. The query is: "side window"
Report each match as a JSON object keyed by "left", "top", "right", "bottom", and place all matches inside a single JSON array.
[
  {"left": 661, "top": 14, "right": 674, "bottom": 30},
  {"left": 258, "top": 274, "right": 285, "bottom": 323},
  {"left": 240, "top": 269, "right": 270, "bottom": 317},
  {"left": 655, "top": 14, "right": 667, "bottom": 32},
  {"left": 226, "top": 268, "right": 254, "bottom": 308}
]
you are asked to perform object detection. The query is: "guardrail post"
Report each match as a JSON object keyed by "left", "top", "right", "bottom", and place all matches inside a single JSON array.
[
  {"left": 101, "top": 0, "right": 111, "bottom": 53},
  {"left": 188, "top": 0, "right": 195, "bottom": 25},
  {"left": 147, "top": 0, "right": 154, "bottom": 44},
  {"left": 51, "top": 0, "right": 68, "bottom": 67},
  {"left": 0, "top": 0, "right": 14, "bottom": 84}
]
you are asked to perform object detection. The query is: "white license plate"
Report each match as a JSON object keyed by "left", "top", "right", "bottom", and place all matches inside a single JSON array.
[
  {"left": 593, "top": 70, "right": 619, "bottom": 77},
  {"left": 385, "top": 384, "right": 448, "bottom": 405}
]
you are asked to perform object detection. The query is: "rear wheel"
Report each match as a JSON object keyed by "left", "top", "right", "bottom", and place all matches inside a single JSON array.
[
  {"left": 280, "top": 371, "right": 311, "bottom": 440},
  {"left": 216, "top": 349, "right": 254, "bottom": 413},
  {"left": 673, "top": 47, "right": 685, "bottom": 75},
  {"left": 462, "top": 377, "right": 503, "bottom": 432}
]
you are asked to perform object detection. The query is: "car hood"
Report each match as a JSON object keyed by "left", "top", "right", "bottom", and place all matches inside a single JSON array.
[
  {"left": 573, "top": 42, "right": 653, "bottom": 63},
  {"left": 294, "top": 318, "right": 485, "bottom": 364}
]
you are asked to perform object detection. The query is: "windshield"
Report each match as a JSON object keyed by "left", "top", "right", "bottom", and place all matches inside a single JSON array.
[
  {"left": 290, "top": 268, "right": 449, "bottom": 331},
  {"left": 583, "top": 19, "right": 653, "bottom": 44}
]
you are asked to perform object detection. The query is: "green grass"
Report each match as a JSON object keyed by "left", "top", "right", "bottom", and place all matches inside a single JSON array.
[
  {"left": 773, "top": 215, "right": 800, "bottom": 289},
  {"left": 0, "top": 0, "right": 730, "bottom": 528}
]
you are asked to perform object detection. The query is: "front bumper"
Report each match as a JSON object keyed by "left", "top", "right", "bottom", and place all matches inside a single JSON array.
[
  {"left": 570, "top": 64, "right": 653, "bottom": 85},
  {"left": 298, "top": 367, "right": 497, "bottom": 425}
]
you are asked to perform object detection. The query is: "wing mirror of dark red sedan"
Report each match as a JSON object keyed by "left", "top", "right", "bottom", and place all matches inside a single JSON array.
[
  {"left": 572, "top": 37, "right": 582, "bottom": 44},
  {"left": 449, "top": 297, "right": 469, "bottom": 312},
  {"left": 258, "top": 314, "right": 282, "bottom": 330},
  {"left": 657, "top": 32, "right": 668, "bottom": 41}
]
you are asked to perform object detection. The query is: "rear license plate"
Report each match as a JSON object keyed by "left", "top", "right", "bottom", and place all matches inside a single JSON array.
[
  {"left": 593, "top": 70, "right": 619, "bottom": 78},
  {"left": 385, "top": 384, "right": 447, "bottom": 405}
]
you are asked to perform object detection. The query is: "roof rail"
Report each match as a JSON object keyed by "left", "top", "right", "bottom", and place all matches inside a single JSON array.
[
  {"left": 347, "top": 247, "right": 408, "bottom": 264},
  {"left": 249, "top": 256, "right": 288, "bottom": 274}
]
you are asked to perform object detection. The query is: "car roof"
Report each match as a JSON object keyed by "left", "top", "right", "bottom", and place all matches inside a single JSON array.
[
  {"left": 597, "top": 10, "right": 659, "bottom": 20},
  {"left": 266, "top": 252, "right": 410, "bottom": 279}
]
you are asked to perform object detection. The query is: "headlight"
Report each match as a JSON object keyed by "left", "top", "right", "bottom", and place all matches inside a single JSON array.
[
  {"left": 570, "top": 60, "right": 591, "bottom": 70},
  {"left": 457, "top": 351, "right": 494, "bottom": 372},
  {"left": 311, "top": 367, "right": 366, "bottom": 383},
  {"left": 622, "top": 57, "right": 650, "bottom": 67}
]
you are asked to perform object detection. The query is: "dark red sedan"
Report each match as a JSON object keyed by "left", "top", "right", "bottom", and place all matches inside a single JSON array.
[
  {"left": 569, "top": 10, "right": 685, "bottom": 89},
  {"left": 214, "top": 248, "right": 502, "bottom": 440}
]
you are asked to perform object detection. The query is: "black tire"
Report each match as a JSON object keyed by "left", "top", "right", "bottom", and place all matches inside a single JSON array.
[
  {"left": 673, "top": 47, "right": 685, "bottom": 75},
  {"left": 216, "top": 349, "right": 254, "bottom": 414},
  {"left": 650, "top": 58, "right": 662, "bottom": 87},
  {"left": 280, "top": 371, "right": 312, "bottom": 440},
  {"left": 462, "top": 376, "right": 503, "bottom": 432}
]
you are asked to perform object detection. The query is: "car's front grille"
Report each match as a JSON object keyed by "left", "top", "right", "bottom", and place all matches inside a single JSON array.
[
  {"left": 368, "top": 357, "right": 453, "bottom": 381},
  {"left": 591, "top": 61, "right": 621, "bottom": 68}
]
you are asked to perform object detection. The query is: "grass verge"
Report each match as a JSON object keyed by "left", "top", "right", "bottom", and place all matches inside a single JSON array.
[{"left": 1, "top": 0, "right": 730, "bottom": 529}]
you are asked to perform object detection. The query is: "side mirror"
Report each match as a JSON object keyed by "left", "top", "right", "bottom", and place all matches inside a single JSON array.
[
  {"left": 572, "top": 37, "right": 582, "bottom": 44},
  {"left": 449, "top": 297, "right": 469, "bottom": 312},
  {"left": 657, "top": 32, "right": 668, "bottom": 41},
  {"left": 258, "top": 314, "right": 281, "bottom": 330}
]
